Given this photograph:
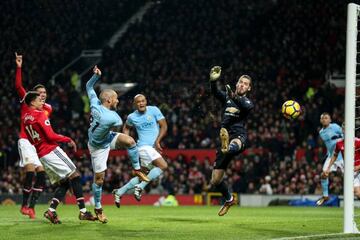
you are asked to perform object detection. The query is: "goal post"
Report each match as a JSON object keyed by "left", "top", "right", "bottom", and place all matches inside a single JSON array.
[{"left": 344, "top": 2, "right": 359, "bottom": 233}]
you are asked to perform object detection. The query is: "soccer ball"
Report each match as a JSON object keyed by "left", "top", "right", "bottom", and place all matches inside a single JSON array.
[{"left": 281, "top": 100, "right": 301, "bottom": 119}]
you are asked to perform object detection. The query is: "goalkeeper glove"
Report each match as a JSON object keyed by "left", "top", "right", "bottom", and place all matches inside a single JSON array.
[{"left": 209, "top": 66, "right": 221, "bottom": 81}]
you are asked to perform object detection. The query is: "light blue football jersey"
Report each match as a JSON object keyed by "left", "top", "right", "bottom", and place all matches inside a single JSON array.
[
  {"left": 319, "top": 123, "right": 343, "bottom": 160},
  {"left": 86, "top": 74, "right": 122, "bottom": 148},
  {"left": 126, "top": 106, "right": 165, "bottom": 147}
]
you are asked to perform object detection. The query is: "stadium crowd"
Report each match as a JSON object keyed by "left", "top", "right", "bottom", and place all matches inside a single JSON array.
[{"left": 0, "top": 0, "right": 350, "bottom": 196}]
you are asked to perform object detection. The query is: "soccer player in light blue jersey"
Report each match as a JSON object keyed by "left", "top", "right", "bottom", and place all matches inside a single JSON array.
[
  {"left": 112, "top": 94, "right": 168, "bottom": 207},
  {"left": 316, "top": 112, "right": 344, "bottom": 206},
  {"left": 86, "top": 66, "right": 149, "bottom": 222}
]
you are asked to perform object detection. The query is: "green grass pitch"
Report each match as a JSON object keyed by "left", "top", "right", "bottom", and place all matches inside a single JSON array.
[{"left": 1, "top": 205, "right": 360, "bottom": 240}]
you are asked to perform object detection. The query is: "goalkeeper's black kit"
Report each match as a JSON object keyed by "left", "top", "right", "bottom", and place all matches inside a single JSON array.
[{"left": 210, "top": 81, "right": 254, "bottom": 169}]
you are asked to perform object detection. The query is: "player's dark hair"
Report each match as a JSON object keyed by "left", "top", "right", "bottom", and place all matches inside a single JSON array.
[
  {"left": 33, "top": 84, "right": 46, "bottom": 91},
  {"left": 24, "top": 91, "right": 40, "bottom": 106},
  {"left": 321, "top": 112, "right": 331, "bottom": 118}
]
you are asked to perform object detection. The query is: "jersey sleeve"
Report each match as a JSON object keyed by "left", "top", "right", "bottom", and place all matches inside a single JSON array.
[
  {"left": 86, "top": 74, "right": 101, "bottom": 106},
  {"left": 153, "top": 106, "right": 165, "bottom": 121},
  {"left": 210, "top": 81, "right": 226, "bottom": 103},
  {"left": 38, "top": 113, "right": 72, "bottom": 143},
  {"left": 15, "top": 67, "right": 26, "bottom": 99},
  {"left": 113, "top": 113, "right": 123, "bottom": 127},
  {"left": 126, "top": 114, "right": 133, "bottom": 127},
  {"left": 335, "top": 124, "right": 344, "bottom": 138}
]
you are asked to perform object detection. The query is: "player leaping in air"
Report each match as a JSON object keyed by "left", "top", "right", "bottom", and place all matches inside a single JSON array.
[
  {"left": 112, "top": 94, "right": 168, "bottom": 206},
  {"left": 205, "top": 66, "right": 254, "bottom": 216},
  {"left": 23, "top": 91, "right": 96, "bottom": 224},
  {"left": 316, "top": 113, "right": 344, "bottom": 206},
  {"left": 15, "top": 52, "right": 52, "bottom": 219},
  {"left": 86, "top": 66, "right": 149, "bottom": 223}
]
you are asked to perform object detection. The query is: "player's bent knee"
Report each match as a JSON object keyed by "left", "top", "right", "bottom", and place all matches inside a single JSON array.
[
  {"left": 117, "top": 135, "right": 136, "bottom": 148},
  {"left": 153, "top": 158, "right": 168, "bottom": 170}
]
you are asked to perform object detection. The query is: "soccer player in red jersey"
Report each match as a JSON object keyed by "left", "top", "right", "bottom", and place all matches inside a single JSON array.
[
  {"left": 23, "top": 91, "right": 96, "bottom": 224},
  {"left": 325, "top": 125, "right": 360, "bottom": 198},
  {"left": 15, "top": 53, "right": 52, "bottom": 218}
]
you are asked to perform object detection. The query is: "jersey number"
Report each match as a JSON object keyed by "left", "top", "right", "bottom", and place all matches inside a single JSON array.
[
  {"left": 25, "top": 125, "right": 41, "bottom": 142},
  {"left": 89, "top": 115, "right": 100, "bottom": 133},
  {"left": 91, "top": 121, "right": 100, "bottom": 133}
]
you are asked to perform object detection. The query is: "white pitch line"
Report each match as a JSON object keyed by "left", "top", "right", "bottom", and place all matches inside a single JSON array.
[{"left": 271, "top": 232, "right": 355, "bottom": 240}]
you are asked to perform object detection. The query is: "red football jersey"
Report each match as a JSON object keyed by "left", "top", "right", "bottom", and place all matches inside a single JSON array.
[
  {"left": 16, "top": 67, "right": 53, "bottom": 139},
  {"left": 23, "top": 108, "right": 71, "bottom": 158},
  {"left": 334, "top": 138, "right": 360, "bottom": 167}
]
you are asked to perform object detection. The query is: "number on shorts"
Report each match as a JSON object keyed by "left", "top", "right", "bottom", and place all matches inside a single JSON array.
[{"left": 25, "top": 125, "right": 41, "bottom": 142}]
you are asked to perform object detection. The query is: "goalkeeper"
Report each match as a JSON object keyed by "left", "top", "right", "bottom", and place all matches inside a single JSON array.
[{"left": 205, "top": 66, "right": 254, "bottom": 216}]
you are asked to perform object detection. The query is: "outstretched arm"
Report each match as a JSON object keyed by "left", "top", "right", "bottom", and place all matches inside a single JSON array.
[
  {"left": 86, "top": 65, "right": 101, "bottom": 106},
  {"left": 14, "top": 52, "right": 26, "bottom": 99},
  {"left": 209, "top": 66, "right": 226, "bottom": 103},
  {"left": 38, "top": 115, "right": 76, "bottom": 151}
]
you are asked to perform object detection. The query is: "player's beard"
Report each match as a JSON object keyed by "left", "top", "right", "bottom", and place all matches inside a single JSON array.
[{"left": 110, "top": 103, "right": 118, "bottom": 111}]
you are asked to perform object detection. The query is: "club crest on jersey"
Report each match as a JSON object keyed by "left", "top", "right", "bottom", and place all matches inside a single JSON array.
[
  {"left": 225, "top": 107, "right": 240, "bottom": 114},
  {"left": 146, "top": 115, "right": 152, "bottom": 121}
]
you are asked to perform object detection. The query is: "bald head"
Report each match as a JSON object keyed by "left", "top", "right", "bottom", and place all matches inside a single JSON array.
[
  {"left": 100, "top": 89, "right": 119, "bottom": 110},
  {"left": 100, "top": 89, "right": 117, "bottom": 103},
  {"left": 133, "top": 94, "right": 147, "bottom": 112}
]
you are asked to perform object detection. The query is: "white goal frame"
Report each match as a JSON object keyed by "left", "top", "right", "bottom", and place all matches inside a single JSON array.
[{"left": 344, "top": 2, "right": 360, "bottom": 233}]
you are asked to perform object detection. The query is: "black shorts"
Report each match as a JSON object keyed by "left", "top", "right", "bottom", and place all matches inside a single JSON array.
[{"left": 213, "top": 134, "right": 247, "bottom": 170}]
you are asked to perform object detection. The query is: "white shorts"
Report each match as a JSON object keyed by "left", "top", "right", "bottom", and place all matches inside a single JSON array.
[
  {"left": 88, "top": 133, "right": 120, "bottom": 173},
  {"left": 323, "top": 157, "right": 344, "bottom": 173},
  {"left": 18, "top": 138, "right": 42, "bottom": 167},
  {"left": 138, "top": 145, "right": 162, "bottom": 169},
  {"left": 354, "top": 172, "right": 360, "bottom": 187},
  {"left": 39, "top": 147, "right": 76, "bottom": 184}
]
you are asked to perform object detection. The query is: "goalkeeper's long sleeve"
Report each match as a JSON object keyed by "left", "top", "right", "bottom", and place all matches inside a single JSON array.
[{"left": 210, "top": 81, "right": 226, "bottom": 104}]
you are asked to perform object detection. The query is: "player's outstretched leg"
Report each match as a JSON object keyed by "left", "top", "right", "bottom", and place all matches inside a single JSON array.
[
  {"left": 127, "top": 145, "right": 150, "bottom": 182},
  {"left": 317, "top": 173, "right": 330, "bottom": 206},
  {"left": 114, "top": 134, "right": 150, "bottom": 182},
  {"left": 113, "top": 177, "right": 140, "bottom": 208},
  {"left": 134, "top": 158, "right": 167, "bottom": 201},
  {"left": 135, "top": 167, "right": 164, "bottom": 201},
  {"left": 28, "top": 170, "right": 46, "bottom": 219}
]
